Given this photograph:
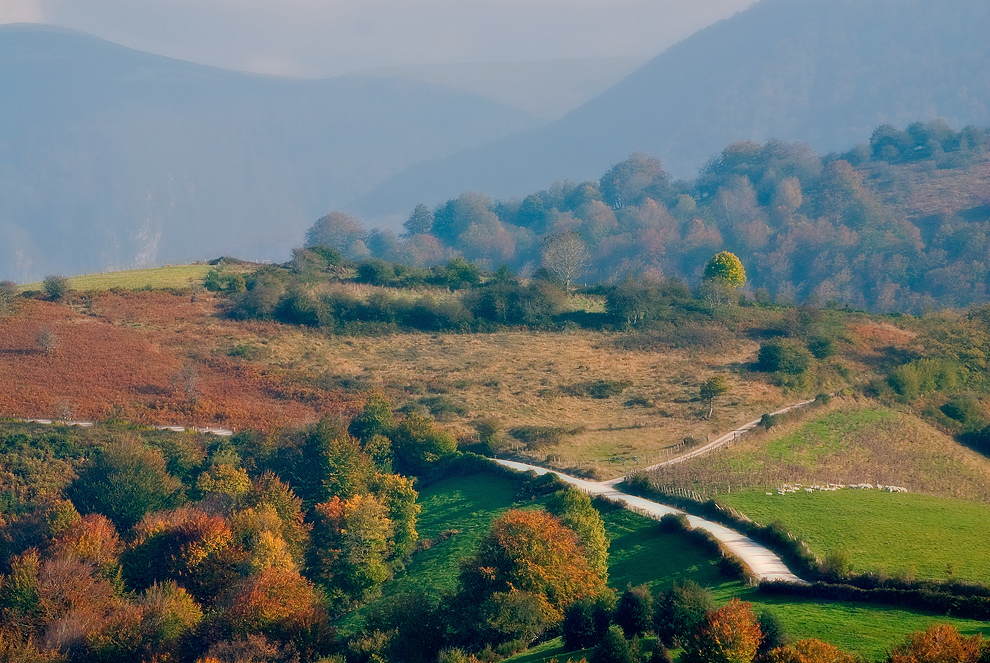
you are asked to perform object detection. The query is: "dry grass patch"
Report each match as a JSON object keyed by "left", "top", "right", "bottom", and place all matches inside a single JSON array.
[{"left": 265, "top": 329, "right": 788, "bottom": 477}]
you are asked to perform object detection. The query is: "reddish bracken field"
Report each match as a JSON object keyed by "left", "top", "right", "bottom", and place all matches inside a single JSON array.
[{"left": 0, "top": 294, "right": 357, "bottom": 430}]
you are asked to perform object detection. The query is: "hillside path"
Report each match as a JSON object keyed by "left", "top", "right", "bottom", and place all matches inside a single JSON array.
[{"left": 494, "top": 458, "right": 806, "bottom": 584}]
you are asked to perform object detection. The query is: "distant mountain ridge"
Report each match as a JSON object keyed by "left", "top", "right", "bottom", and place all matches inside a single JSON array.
[
  {"left": 356, "top": 0, "right": 990, "bottom": 218},
  {"left": 0, "top": 24, "right": 542, "bottom": 282}
]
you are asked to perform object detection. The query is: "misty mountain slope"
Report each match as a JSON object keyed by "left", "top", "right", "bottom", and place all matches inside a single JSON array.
[
  {"left": 0, "top": 24, "right": 542, "bottom": 281},
  {"left": 356, "top": 0, "right": 990, "bottom": 218},
  {"left": 349, "top": 56, "right": 650, "bottom": 120}
]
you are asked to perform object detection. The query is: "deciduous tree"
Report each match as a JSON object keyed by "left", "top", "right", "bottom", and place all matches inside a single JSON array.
[
  {"left": 683, "top": 598, "right": 761, "bottom": 663},
  {"left": 700, "top": 376, "right": 729, "bottom": 419},
  {"left": 541, "top": 232, "right": 590, "bottom": 291},
  {"left": 765, "top": 639, "right": 856, "bottom": 663},
  {"left": 546, "top": 488, "right": 609, "bottom": 578},
  {"left": 887, "top": 623, "right": 983, "bottom": 663},
  {"left": 69, "top": 439, "right": 183, "bottom": 531},
  {"left": 459, "top": 509, "right": 607, "bottom": 625}
]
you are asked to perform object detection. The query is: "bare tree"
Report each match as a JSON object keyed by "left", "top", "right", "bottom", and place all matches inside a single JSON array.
[
  {"left": 172, "top": 361, "right": 200, "bottom": 402},
  {"left": 540, "top": 232, "right": 590, "bottom": 292},
  {"left": 35, "top": 327, "right": 59, "bottom": 356}
]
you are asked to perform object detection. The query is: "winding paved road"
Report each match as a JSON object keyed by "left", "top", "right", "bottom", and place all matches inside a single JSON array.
[
  {"left": 495, "top": 458, "right": 806, "bottom": 584},
  {"left": 12, "top": 402, "right": 818, "bottom": 583}
]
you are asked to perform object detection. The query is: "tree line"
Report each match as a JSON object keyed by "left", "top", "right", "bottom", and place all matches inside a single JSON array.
[{"left": 305, "top": 121, "right": 989, "bottom": 313}]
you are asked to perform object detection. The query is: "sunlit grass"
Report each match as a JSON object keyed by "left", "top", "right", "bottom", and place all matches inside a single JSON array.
[
  {"left": 21, "top": 264, "right": 213, "bottom": 292},
  {"left": 346, "top": 470, "right": 988, "bottom": 659},
  {"left": 721, "top": 488, "right": 990, "bottom": 583}
]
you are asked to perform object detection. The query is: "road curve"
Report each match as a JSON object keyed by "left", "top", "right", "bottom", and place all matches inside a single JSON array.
[
  {"left": 601, "top": 398, "right": 818, "bottom": 487},
  {"left": 495, "top": 458, "right": 806, "bottom": 584}
]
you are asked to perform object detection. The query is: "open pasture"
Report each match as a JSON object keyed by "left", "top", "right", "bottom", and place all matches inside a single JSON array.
[{"left": 20, "top": 264, "right": 213, "bottom": 292}]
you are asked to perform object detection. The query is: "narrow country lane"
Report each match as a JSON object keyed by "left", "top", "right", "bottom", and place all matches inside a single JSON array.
[{"left": 495, "top": 458, "right": 807, "bottom": 584}]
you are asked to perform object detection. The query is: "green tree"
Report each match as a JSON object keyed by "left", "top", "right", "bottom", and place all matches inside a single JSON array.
[
  {"left": 563, "top": 595, "right": 614, "bottom": 650},
  {"left": 69, "top": 439, "right": 183, "bottom": 531},
  {"left": 370, "top": 472, "right": 420, "bottom": 558},
  {"left": 303, "top": 417, "right": 374, "bottom": 501},
  {"left": 599, "top": 152, "right": 670, "bottom": 210},
  {"left": 43, "top": 275, "right": 70, "bottom": 301},
  {"left": 655, "top": 580, "right": 715, "bottom": 647},
  {"left": 389, "top": 413, "right": 457, "bottom": 475},
  {"left": 703, "top": 252, "right": 746, "bottom": 288},
  {"left": 349, "top": 393, "right": 395, "bottom": 442},
  {"left": 592, "top": 625, "right": 634, "bottom": 663},
  {"left": 309, "top": 494, "right": 394, "bottom": 608},
  {"left": 546, "top": 487, "right": 609, "bottom": 578},
  {"left": 700, "top": 376, "right": 729, "bottom": 419},
  {"left": 403, "top": 204, "right": 434, "bottom": 236},
  {"left": 614, "top": 585, "right": 654, "bottom": 638},
  {"left": 305, "top": 210, "right": 367, "bottom": 258}
]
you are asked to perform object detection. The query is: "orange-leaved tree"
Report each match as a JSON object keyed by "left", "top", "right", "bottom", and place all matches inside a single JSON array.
[
  {"left": 765, "top": 639, "right": 858, "bottom": 663},
  {"left": 888, "top": 624, "right": 983, "bottom": 663},
  {"left": 458, "top": 509, "right": 608, "bottom": 625},
  {"left": 683, "top": 598, "right": 761, "bottom": 663}
]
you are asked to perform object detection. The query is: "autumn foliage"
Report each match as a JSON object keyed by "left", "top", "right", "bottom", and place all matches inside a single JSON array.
[
  {"left": 683, "top": 598, "right": 762, "bottom": 663},
  {"left": 887, "top": 624, "right": 984, "bottom": 663},
  {"left": 765, "top": 639, "right": 858, "bottom": 663},
  {"left": 459, "top": 509, "right": 608, "bottom": 624}
]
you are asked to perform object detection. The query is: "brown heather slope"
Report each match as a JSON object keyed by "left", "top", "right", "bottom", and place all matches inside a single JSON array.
[
  {"left": 0, "top": 294, "right": 358, "bottom": 430},
  {"left": 1, "top": 287, "right": 933, "bottom": 477}
]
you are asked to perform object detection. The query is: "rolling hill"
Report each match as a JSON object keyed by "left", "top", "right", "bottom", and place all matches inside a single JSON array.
[
  {"left": 0, "top": 24, "right": 541, "bottom": 282},
  {"left": 356, "top": 0, "right": 990, "bottom": 218}
]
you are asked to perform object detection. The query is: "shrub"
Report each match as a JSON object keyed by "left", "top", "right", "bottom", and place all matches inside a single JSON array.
[
  {"left": 592, "top": 625, "right": 634, "bottom": 663},
  {"left": 563, "top": 380, "right": 632, "bottom": 399},
  {"left": 614, "top": 586, "right": 653, "bottom": 638},
  {"left": 941, "top": 394, "right": 985, "bottom": 431},
  {"left": 757, "top": 609, "right": 788, "bottom": 657},
  {"left": 806, "top": 336, "right": 836, "bottom": 359},
  {"left": 654, "top": 580, "right": 715, "bottom": 648},
  {"left": 43, "top": 275, "right": 70, "bottom": 301},
  {"left": 508, "top": 425, "right": 567, "bottom": 450},
  {"left": 756, "top": 340, "right": 812, "bottom": 374},
  {"left": 563, "top": 596, "right": 614, "bottom": 650}
]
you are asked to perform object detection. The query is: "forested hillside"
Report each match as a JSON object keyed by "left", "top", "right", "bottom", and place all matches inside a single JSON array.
[
  {"left": 0, "top": 24, "right": 540, "bottom": 283},
  {"left": 311, "top": 123, "right": 990, "bottom": 312},
  {"left": 358, "top": 0, "right": 990, "bottom": 216}
]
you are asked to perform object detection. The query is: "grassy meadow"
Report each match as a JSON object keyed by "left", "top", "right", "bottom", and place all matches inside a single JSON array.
[
  {"left": 720, "top": 489, "right": 990, "bottom": 583},
  {"left": 345, "top": 470, "right": 987, "bottom": 660},
  {"left": 20, "top": 264, "right": 214, "bottom": 292}
]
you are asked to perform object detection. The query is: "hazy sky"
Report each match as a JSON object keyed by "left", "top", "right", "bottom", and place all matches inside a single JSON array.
[{"left": 1, "top": 0, "right": 758, "bottom": 77}]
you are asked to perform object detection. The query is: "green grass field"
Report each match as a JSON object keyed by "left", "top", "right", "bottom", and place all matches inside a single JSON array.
[
  {"left": 335, "top": 472, "right": 534, "bottom": 633},
  {"left": 345, "top": 470, "right": 987, "bottom": 659},
  {"left": 20, "top": 264, "right": 213, "bottom": 292},
  {"left": 719, "top": 488, "right": 990, "bottom": 583}
]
